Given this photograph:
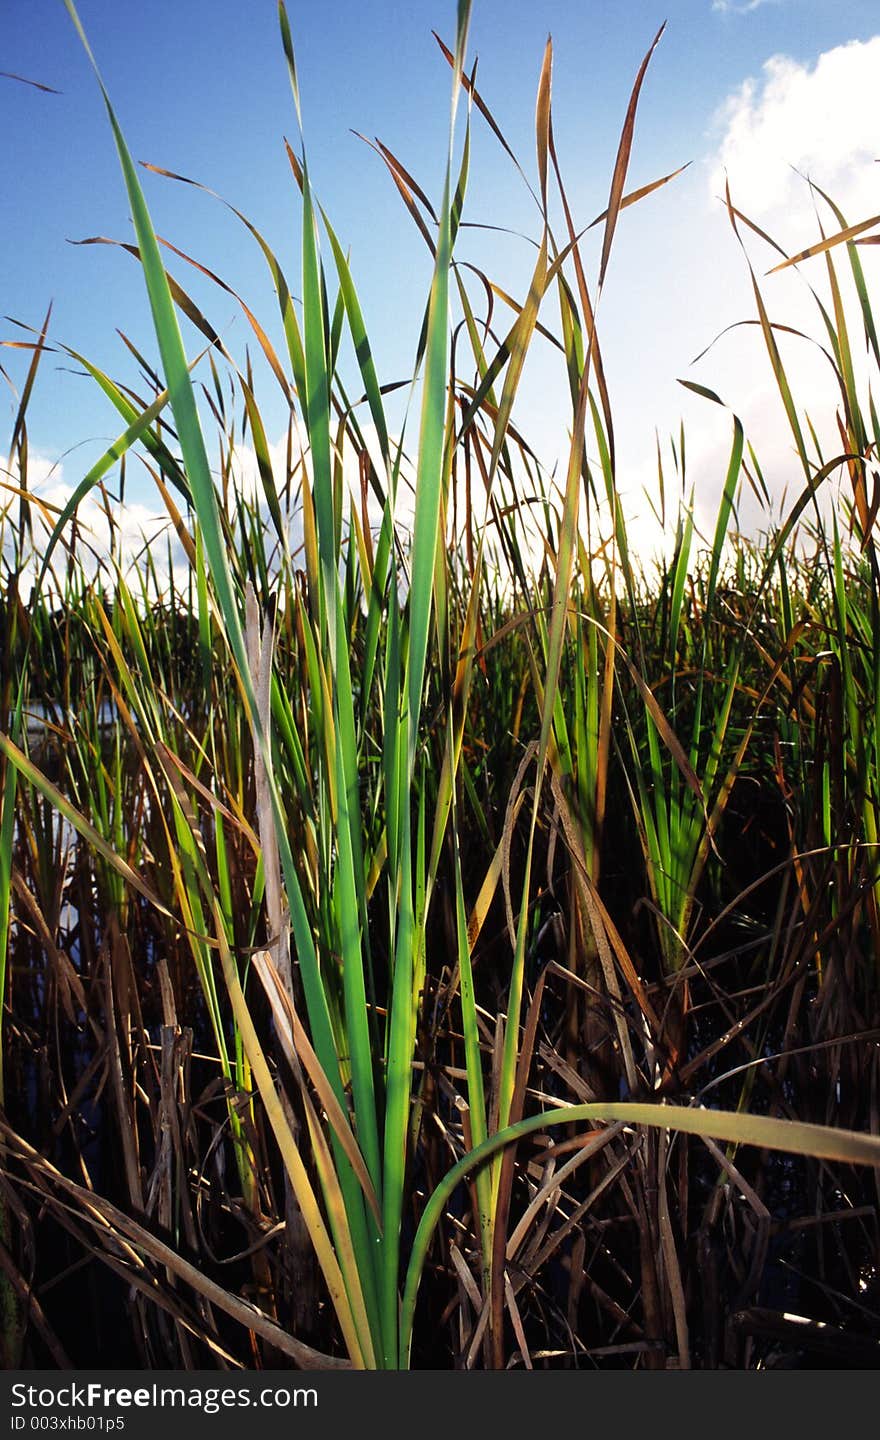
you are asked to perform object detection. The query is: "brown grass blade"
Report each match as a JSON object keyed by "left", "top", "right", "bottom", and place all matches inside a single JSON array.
[
  {"left": 1, "top": 71, "right": 61, "bottom": 94},
  {"left": 535, "top": 37, "right": 553, "bottom": 215},
  {"left": 767, "top": 213, "right": 880, "bottom": 274},
  {"left": 598, "top": 22, "right": 665, "bottom": 290},
  {"left": 251, "top": 950, "right": 383, "bottom": 1229},
  {"left": 351, "top": 133, "right": 437, "bottom": 255},
  {"left": 549, "top": 118, "right": 615, "bottom": 470},
  {"left": 0, "top": 1121, "right": 349, "bottom": 1369},
  {"left": 588, "top": 162, "right": 690, "bottom": 229},
  {"left": 432, "top": 30, "right": 542, "bottom": 211}
]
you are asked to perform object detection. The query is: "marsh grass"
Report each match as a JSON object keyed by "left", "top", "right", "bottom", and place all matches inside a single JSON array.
[{"left": 1, "top": 0, "right": 880, "bottom": 1370}]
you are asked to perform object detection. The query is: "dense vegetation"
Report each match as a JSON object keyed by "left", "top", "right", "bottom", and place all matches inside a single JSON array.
[{"left": 2, "top": 1, "right": 879, "bottom": 1370}]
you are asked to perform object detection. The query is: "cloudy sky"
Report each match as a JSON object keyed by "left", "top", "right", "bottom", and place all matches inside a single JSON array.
[{"left": 3, "top": 0, "right": 880, "bottom": 565}]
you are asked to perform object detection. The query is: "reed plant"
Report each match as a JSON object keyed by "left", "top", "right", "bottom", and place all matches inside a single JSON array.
[{"left": 1, "top": 0, "right": 879, "bottom": 1370}]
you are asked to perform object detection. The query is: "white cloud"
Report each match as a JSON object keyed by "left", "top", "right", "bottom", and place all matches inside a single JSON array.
[
  {"left": 36, "top": 479, "right": 180, "bottom": 577},
  {"left": 225, "top": 430, "right": 300, "bottom": 509},
  {"left": 710, "top": 37, "right": 880, "bottom": 225},
  {"left": 713, "top": 1, "right": 780, "bottom": 16},
  {"left": 1, "top": 453, "right": 188, "bottom": 596},
  {"left": 648, "top": 34, "right": 880, "bottom": 545},
  {"left": 2, "top": 449, "right": 60, "bottom": 494},
  {"left": 3, "top": 422, "right": 421, "bottom": 599}
]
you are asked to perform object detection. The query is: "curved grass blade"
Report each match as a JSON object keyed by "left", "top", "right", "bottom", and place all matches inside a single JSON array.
[
  {"left": 598, "top": 22, "right": 665, "bottom": 290},
  {"left": 400, "top": 1100, "right": 880, "bottom": 1364}
]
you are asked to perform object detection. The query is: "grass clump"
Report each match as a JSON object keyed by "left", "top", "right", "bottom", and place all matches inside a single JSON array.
[{"left": 1, "top": 0, "right": 879, "bottom": 1371}]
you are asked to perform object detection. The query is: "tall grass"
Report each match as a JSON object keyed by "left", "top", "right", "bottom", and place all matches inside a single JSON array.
[{"left": 1, "top": 0, "right": 879, "bottom": 1370}]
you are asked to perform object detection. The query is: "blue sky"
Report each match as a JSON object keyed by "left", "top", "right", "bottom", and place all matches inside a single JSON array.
[{"left": 4, "top": 0, "right": 880, "bottom": 554}]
